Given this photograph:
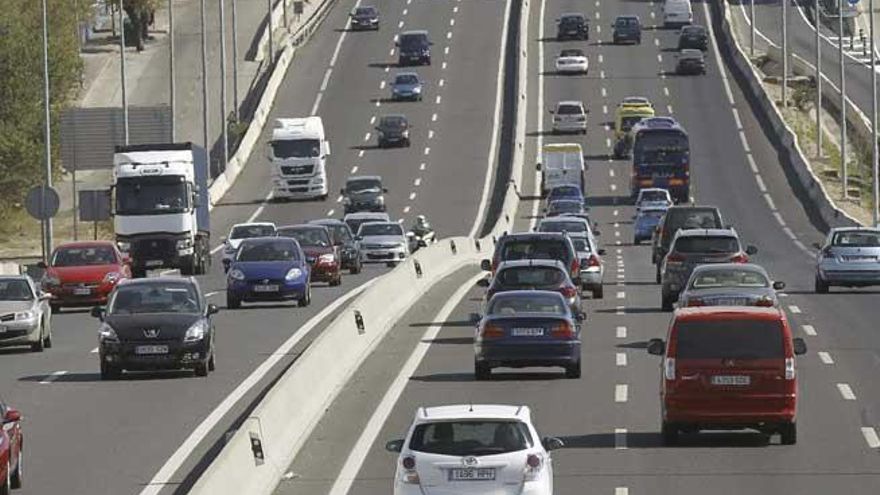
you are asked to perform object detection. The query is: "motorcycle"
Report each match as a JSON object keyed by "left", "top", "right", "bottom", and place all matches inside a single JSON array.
[{"left": 406, "top": 229, "right": 437, "bottom": 253}]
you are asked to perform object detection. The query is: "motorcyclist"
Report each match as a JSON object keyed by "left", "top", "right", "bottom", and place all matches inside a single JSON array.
[{"left": 411, "top": 215, "right": 433, "bottom": 238}]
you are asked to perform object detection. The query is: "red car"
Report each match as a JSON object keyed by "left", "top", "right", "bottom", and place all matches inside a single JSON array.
[
  {"left": 0, "top": 399, "right": 23, "bottom": 494},
  {"left": 277, "top": 225, "right": 342, "bottom": 286},
  {"left": 40, "top": 241, "right": 131, "bottom": 311},
  {"left": 648, "top": 307, "right": 807, "bottom": 445}
]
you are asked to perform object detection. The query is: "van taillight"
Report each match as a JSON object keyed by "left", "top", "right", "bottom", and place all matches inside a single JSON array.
[
  {"left": 785, "top": 357, "right": 796, "bottom": 380},
  {"left": 481, "top": 324, "right": 505, "bottom": 339},
  {"left": 664, "top": 357, "right": 676, "bottom": 380},
  {"left": 550, "top": 322, "right": 575, "bottom": 339}
]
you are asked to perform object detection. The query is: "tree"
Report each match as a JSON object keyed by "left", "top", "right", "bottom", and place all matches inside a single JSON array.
[{"left": 105, "top": 0, "right": 159, "bottom": 51}]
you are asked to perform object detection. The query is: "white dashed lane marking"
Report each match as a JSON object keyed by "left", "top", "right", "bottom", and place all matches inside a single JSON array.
[
  {"left": 616, "top": 489, "right": 630, "bottom": 495},
  {"left": 616, "top": 326, "right": 627, "bottom": 338},
  {"left": 616, "top": 352, "right": 627, "bottom": 366},
  {"left": 616, "top": 291, "right": 625, "bottom": 299},
  {"left": 788, "top": 305, "right": 801, "bottom": 314},
  {"left": 802, "top": 324, "right": 817, "bottom": 336},
  {"left": 614, "top": 428, "right": 627, "bottom": 450},
  {"left": 861, "top": 427, "right": 880, "bottom": 448},
  {"left": 615, "top": 384, "right": 629, "bottom": 403},
  {"left": 837, "top": 383, "right": 857, "bottom": 401},
  {"left": 818, "top": 351, "right": 834, "bottom": 364}
]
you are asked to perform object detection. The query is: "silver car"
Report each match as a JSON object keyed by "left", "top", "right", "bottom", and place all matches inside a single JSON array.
[
  {"left": 570, "top": 236, "right": 605, "bottom": 298},
  {"left": 814, "top": 227, "right": 880, "bottom": 293},
  {"left": 356, "top": 221, "right": 409, "bottom": 266},
  {"left": 0, "top": 275, "right": 53, "bottom": 351},
  {"left": 550, "top": 100, "right": 588, "bottom": 134},
  {"left": 678, "top": 263, "right": 784, "bottom": 308}
]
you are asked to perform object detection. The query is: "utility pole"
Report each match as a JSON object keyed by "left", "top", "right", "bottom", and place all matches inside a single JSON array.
[
  {"left": 40, "top": 0, "right": 53, "bottom": 255},
  {"left": 783, "top": 0, "right": 789, "bottom": 108},
  {"left": 267, "top": 0, "right": 274, "bottom": 64},
  {"left": 169, "top": 0, "right": 176, "bottom": 141},
  {"left": 871, "top": 0, "right": 879, "bottom": 226},
  {"left": 231, "top": 0, "right": 240, "bottom": 120},
  {"left": 750, "top": 0, "right": 756, "bottom": 57},
  {"left": 839, "top": 0, "right": 849, "bottom": 199},
  {"left": 817, "top": 0, "right": 824, "bottom": 156},
  {"left": 200, "top": 0, "right": 210, "bottom": 163},
  {"left": 219, "top": 0, "right": 229, "bottom": 170},
  {"left": 118, "top": 0, "right": 129, "bottom": 144}
]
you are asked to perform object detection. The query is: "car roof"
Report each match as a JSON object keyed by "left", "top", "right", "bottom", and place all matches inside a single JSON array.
[
  {"left": 557, "top": 100, "right": 584, "bottom": 107},
  {"left": 344, "top": 212, "right": 390, "bottom": 219},
  {"left": 638, "top": 206, "right": 669, "bottom": 213},
  {"left": 393, "top": 71, "right": 420, "bottom": 78},
  {"left": 674, "top": 228, "right": 737, "bottom": 238},
  {"left": 231, "top": 222, "right": 275, "bottom": 229},
  {"left": 496, "top": 259, "right": 568, "bottom": 270},
  {"left": 401, "top": 29, "right": 429, "bottom": 35},
  {"left": 360, "top": 221, "right": 400, "bottom": 228},
  {"left": 501, "top": 232, "right": 569, "bottom": 241},
  {"left": 117, "top": 276, "right": 196, "bottom": 288},
  {"left": 489, "top": 289, "right": 567, "bottom": 300},
  {"left": 615, "top": 15, "right": 639, "bottom": 20},
  {"left": 309, "top": 218, "right": 345, "bottom": 226},
  {"left": 680, "top": 49, "right": 703, "bottom": 57},
  {"left": 380, "top": 114, "right": 407, "bottom": 120},
  {"left": 829, "top": 226, "right": 880, "bottom": 233},
  {"left": 667, "top": 204, "right": 719, "bottom": 212},
  {"left": 278, "top": 224, "right": 328, "bottom": 232},
  {"left": 673, "top": 306, "right": 785, "bottom": 322},
  {"left": 690, "top": 262, "right": 768, "bottom": 274},
  {"left": 639, "top": 187, "right": 669, "bottom": 194},
  {"left": 560, "top": 12, "right": 586, "bottom": 19},
  {"left": 540, "top": 216, "right": 588, "bottom": 224},
  {"left": 346, "top": 175, "right": 382, "bottom": 182},
  {"left": 559, "top": 48, "right": 585, "bottom": 55},
  {"left": 415, "top": 404, "right": 531, "bottom": 422}
]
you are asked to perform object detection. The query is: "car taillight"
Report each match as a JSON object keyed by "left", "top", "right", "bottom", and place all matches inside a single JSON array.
[
  {"left": 560, "top": 286, "right": 578, "bottom": 299},
  {"left": 524, "top": 454, "right": 543, "bottom": 481},
  {"left": 587, "top": 254, "right": 601, "bottom": 267},
  {"left": 401, "top": 456, "right": 419, "bottom": 484},
  {"left": 730, "top": 253, "right": 749, "bottom": 263},
  {"left": 571, "top": 258, "right": 580, "bottom": 275},
  {"left": 686, "top": 298, "right": 704, "bottom": 307},
  {"left": 785, "top": 357, "right": 796, "bottom": 380},
  {"left": 664, "top": 357, "right": 676, "bottom": 380},
  {"left": 666, "top": 253, "right": 684, "bottom": 264},
  {"left": 550, "top": 322, "right": 575, "bottom": 339},
  {"left": 481, "top": 324, "right": 505, "bottom": 339},
  {"left": 755, "top": 296, "right": 775, "bottom": 307}
]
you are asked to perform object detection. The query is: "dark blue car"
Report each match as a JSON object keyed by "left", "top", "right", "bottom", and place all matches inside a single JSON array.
[
  {"left": 547, "top": 185, "right": 585, "bottom": 204},
  {"left": 633, "top": 206, "right": 667, "bottom": 245},
  {"left": 474, "top": 290, "right": 583, "bottom": 380},
  {"left": 226, "top": 237, "right": 311, "bottom": 309}
]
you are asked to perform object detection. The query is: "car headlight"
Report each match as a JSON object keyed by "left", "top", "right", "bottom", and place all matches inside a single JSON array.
[
  {"left": 103, "top": 272, "right": 122, "bottom": 284},
  {"left": 285, "top": 267, "right": 304, "bottom": 280},
  {"left": 412, "top": 86, "right": 422, "bottom": 93},
  {"left": 398, "top": 242, "right": 408, "bottom": 251},
  {"left": 176, "top": 239, "right": 193, "bottom": 250},
  {"left": 343, "top": 197, "right": 352, "bottom": 204},
  {"left": 228, "top": 269, "right": 245, "bottom": 281},
  {"left": 14, "top": 310, "right": 36, "bottom": 321},
  {"left": 377, "top": 195, "right": 385, "bottom": 205},
  {"left": 184, "top": 319, "right": 208, "bottom": 343},
  {"left": 98, "top": 323, "right": 119, "bottom": 343},
  {"left": 117, "top": 241, "right": 131, "bottom": 252},
  {"left": 402, "top": 130, "right": 410, "bottom": 137}
]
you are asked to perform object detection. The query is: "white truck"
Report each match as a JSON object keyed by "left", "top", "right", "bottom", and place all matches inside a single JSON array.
[
  {"left": 112, "top": 143, "right": 211, "bottom": 277},
  {"left": 270, "top": 117, "right": 331, "bottom": 200},
  {"left": 536, "top": 143, "right": 586, "bottom": 197}
]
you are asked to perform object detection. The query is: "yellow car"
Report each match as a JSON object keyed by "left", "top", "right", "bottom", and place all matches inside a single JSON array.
[{"left": 613, "top": 97, "right": 655, "bottom": 158}]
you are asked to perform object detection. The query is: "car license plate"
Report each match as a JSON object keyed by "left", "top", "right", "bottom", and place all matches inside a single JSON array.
[
  {"left": 253, "top": 284, "right": 279, "bottom": 293},
  {"left": 711, "top": 375, "right": 750, "bottom": 386},
  {"left": 844, "top": 256, "right": 877, "bottom": 262},
  {"left": 449, "top": 468, "right": 496, "bottom": 481},
  {"left": 135, "top": 345, "right": 169, "bottom": 355},
  {"left": 0, "top": 326, "right": 6, "bottom": 334},
  {"left": 715, "top": 298, "right": 747, "bottom": 306},
  {"left": 512, "top": 328, "right": 545, "bottom": 337},
  {"left": 73, "top": 288, "right": 92, "bottom": 296},
  {"left": 145, "top": 260, "right": 163, "bottom": 267}
]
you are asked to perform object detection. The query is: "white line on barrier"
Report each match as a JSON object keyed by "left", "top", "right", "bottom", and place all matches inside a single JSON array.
[{"left": 327, "top": 272, "right": 484, "bottom": 495}]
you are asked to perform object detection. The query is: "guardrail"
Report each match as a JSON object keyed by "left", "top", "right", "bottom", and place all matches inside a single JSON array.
[
  {"left": 715, "top": 0, "right": 861, "bottom": 229},
  {"left": 189, "top": 0, "right": 530, "bottom": 492}
]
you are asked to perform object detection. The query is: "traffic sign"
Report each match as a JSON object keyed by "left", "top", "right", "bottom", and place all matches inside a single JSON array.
[
  {"left": 25, "top": 185, "right": 60, "bottom": 220},
  {"left": 849, "top": 0, "right": 860, "bottom": 6}
]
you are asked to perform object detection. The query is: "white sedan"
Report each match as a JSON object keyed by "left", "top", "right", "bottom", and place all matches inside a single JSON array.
[
  {"left": 387, "top": 404, "right": 563, "bottom": 495},
  {"left": 555, "top": 48, "right": 589, "bottom": 74},
  {"left": 221, "top": 222, "right": 277, "bottom": 268}
]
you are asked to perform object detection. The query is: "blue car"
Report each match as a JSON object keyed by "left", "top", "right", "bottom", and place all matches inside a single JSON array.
[
  {"left": 390, "top": 72, "right": 424, "bottom": 101},
  {"left": 547, "top": 185, "right": 585, "bottom": 204},
  {"left": 474, "top": 290, "right": 584, "bottom": 380},
  {"left": 225, "top": 237, "right": 311, "bottom": 309},
  {"left": 633, "top": 206, "right": 668, "bottom": 245}
]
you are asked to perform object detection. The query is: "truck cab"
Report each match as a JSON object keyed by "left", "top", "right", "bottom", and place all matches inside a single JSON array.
[
  {"left": 270, "top": 117, "right": 331, "bottom": 200},
  {"left": 536, "top": 143, "right": 586, "bottom": 197},
  {"left": 113, "top": 142, "right": 211, "bottom": 277}
]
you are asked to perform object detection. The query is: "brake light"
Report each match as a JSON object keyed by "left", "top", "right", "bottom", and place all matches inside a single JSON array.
[
  {"left": 481, "top": 324, "right": 505, "bottom": 339},
  {"left": 550, "top": 322, "right": 575, "bottom": 339},
  {"left": 587, "top": 254, "right": 601, "bottom": 267},
  {"left": 524, "top": 454, "right": 543, "bottom": 481},
  {"left": 755, "top": 296, "right": 775, "bottom": 307},
  {"left": 401, "top": 456, "right": 420, "bottom": 484},
  {"left": 560, "top": 286, "right": 578, "bottom": 299},
  {"left": 785, "top": 357, "right": 796, "bottom": 380},
  {"left": 571, "top": 258, "right": 580, "bottom": 275},
  {"left": 664, "top": 357, "right": 676, "bottom": 380},
  {"left": 666, "top": 253, "right": 684, "bottom": 264},
  {"left": 730, "top": 253, "right": 749, "bottom": 263},
  {"left": 686, "top": 298, "right": 704, "bottom": 307}
]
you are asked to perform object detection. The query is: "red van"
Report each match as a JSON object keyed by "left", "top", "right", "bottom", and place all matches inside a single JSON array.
[{"left": 647, "top": 307, "right": 807, "bottom": 445}]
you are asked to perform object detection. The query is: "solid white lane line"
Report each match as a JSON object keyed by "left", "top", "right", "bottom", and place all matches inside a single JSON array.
[
  {"left": 764, "top": 193, "right": 777, "bottom": 211},
  {"left": 616, "top": 488, "right": 630, "bottom": 495},
  {"left": 327, "top": 273, "right": 484, "bottom": 495},
  {"left": 529, "top": 0, "right": 545, "bottom": 230},
  {"left": 616, "top": 352, "right": 627, "bottom": 366},
  {"left": 802, "top": 324, "right": 817, "bottom": 336},
  {"left": 818, "top": 351, "right": 834, "bottom": 364},
  {"left": 40, "top": 371, "right": 68, "bottom": 384},
  {"left": 615, "top": 384, "right": 629, "bottom": 403},
  {"left": 861, "top": 427, "right": 880, "bottom": 448},
  {"left": 614, "top": 428, "right": 627, "bottom": 450},
  {"left": 616, "top": 326, "right": 627, "bottom": 338},
  {"left": 837, "top": 383, "right": 857, "bottom": 400},
  {"left": 616, "top": 291, "right": 625, "bottom": 299},
  {"left": 788, "top": 305, "right": 801, "bottom": 314},
  {"left": 139, "top": 280, "right": 378, "bottom": 495},
  {"left": 320, "top": 69, "right": 332, "bottom": 91},
  {"left": 424, "top": 147, "right": 431, "bottom": 155}
]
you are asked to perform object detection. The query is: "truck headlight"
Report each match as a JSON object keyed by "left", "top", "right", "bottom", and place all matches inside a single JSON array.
[
  {"left": 184, "top": 320, "right": 208, "bottom": 343},
  {"left": 117, "top": 241, "right": 131, "bottom": 252},
  {"left": 176, "top": 239, "right": 193, "bottom": 250},
  {"left": 228, "top": 269, "right": 245, "bottom": 281},
  {"left": 285, "top": 267, "right": 304, "bottom": 280},
  {"left": 98, "top": 323, "right": 119, "bottom": 343}
]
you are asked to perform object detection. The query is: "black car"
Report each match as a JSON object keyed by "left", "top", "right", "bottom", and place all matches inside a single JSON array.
[
  {"left": 93, "top": 277, "right": 218, "bottom": 379},
  {"left": 612, "top": 15, "right": 641, "bottom": 44},
  {"left": 350, "top": 5, "right": 379, "bottom": 31},
  {"left": 676, "top": 49, "right": 706, "bottom": 75},
  {"left": 341, "top": 175, "right": 387, "bottom": 213},
  {"left": 556, "top": 13, "right": 589, "bottom": 41},
  {"left": 376, "top": 114, "right": 411, "bottom": 147},
  {"left": 652, "top": 205, "right": 725, "bottom": 280},
  {"left": 678, "top": 25, "right": 708, "bottom": 50},
  {"left": 310, "top": 218, "right": 362, "bottom": 274},
  {"left": 396, "top": 30, "right": 432, "bottom": 65}
]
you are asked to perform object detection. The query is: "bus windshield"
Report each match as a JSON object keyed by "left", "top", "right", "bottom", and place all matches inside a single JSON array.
[{"left": 634, "top": 131, "right": 689, "bottom": 164}]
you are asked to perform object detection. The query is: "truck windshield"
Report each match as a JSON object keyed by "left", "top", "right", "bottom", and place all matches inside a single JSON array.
[
  {"left": 116, "top": 177, "right": 189, "bottom": 215},
  {"left": 272, "top": 139, "right": 320, "bottom": 158}
]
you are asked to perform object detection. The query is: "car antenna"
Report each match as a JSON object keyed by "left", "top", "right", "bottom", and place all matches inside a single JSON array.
[
  {"left": 515, "top": 405, "right": 523, "bottom": 415},
  {"left": 469, "top": 403, "right": 474, "bottom": 412}
]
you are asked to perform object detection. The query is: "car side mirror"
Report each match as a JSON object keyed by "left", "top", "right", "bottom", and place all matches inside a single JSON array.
[
  {"left": 383, "top": 188, "right": 389, "bottom": 193},
  {"left": 773, "top": 281, "right": 786, "bottom": 290},
  {"left": 593, "top": 230, "right": 601, "bottom": 236},
  {"left": 793, "top": 337, "right": 807, "bottom": 356},
  {"left": 536, "top": 163, "right": 542, "bottom": 171},
  {"left": 647, "top": 338, "right": 665, "bottom": 356},
  {"left": 37, "top": 261, "right": 48, "bottom": 269},
  {"left": 476, "top": 278, "right": 490, "bottom": 288},
  {"left": 385, "top": 439, "right": 404, "bottom": 453},
  {"left": 542, "top": 436, "right": 565, "bottom": 451},
  {"left": 340, "top": 188, "right": 345, "bottom": 195},
  {"left": 90, "top": 306, "right": 105, "bottom": 320},
  {"left": 4, "top": 408, "right": 20, "bottom": 423},
  {"left": 417, "top": 240, "right": 428, "bottom": 248},
  {"left": 812, "top": 242, "right": 823, "bottom": 250},
  {"left": 39, "top": 291, "right": 52, "bottom": 301},
  {"left": 548, "top": 109, "right": 555, "bottom": 114},
  {"left": 576, "top": 312, "right": 586, "bottom": 321},
  {"left": 469, "top": 312, "right": 483, "bottom": 325},
  {"left": 480, "top": 259, "right": 492, "bottom": 271},
  {"left": 745, "top": 245, "right": 758, "bottom": 255},
  {"left": 206, "top": 303, "right": 220, "bottom": 316},
  {"left": 597, "top": 248, "right": 606, "bottom": 255}
]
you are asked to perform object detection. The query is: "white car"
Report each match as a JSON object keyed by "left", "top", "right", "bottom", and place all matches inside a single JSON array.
[
  {"left": 635, "top": 187, "right": 673, "bottom": 210},
  {"left": 357, "top": 221, "right": 409, "bottom": 266},
  {"left": 550, "top": 100, "right": 588, "bottom": 134},
  {"left": 570, "top": 235, "right": 606, "bottom": 299},
  {"left": 554, "top": 48, "right": 589, "bottom": 74},
  {"left": 221, "top": 222, "right": 277, "bottom": 268},
  {"left": 386, "top": 404, "right": 563, "bottom": 495}
]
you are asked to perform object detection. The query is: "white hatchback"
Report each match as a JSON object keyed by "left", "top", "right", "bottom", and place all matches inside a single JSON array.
[
  {"left": 387, "top": 404, "right": 563, "bottom": 495},
  {"left": 550, "top": 101, "right": 588, "bottom": 134}
]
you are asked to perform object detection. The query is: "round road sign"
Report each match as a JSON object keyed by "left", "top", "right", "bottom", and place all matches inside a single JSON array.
[{"left": 25, "top": 185, "right": 60, "bottom": 220}]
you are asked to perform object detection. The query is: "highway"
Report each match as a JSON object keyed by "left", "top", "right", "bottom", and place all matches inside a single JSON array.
[
  {"left": 0, "top": 0, "right": 505, "bottom": 493},
  {"left": 271, "top": 0, "right": 880, "bottom": 494}
]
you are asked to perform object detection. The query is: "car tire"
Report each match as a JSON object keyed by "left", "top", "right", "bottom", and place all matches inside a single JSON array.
[
  {"left": 1, "top": 459, "right": 10, "bottom": 495},
  {"left": 329, "top": 274, "right": 342, "bottom": 287},
  {"left": 814, "top": 276, "right": 829, "bottom": 294},
  {"left": 475, "top": 362, "right": 492, "bottom": 380},
  {"left": 50, "top": 303, "right": 60, "bottom": 314},
  {"left": 44, "top": 322, "right": 52, "bottom": 349},
  {"left": 655, "top": 266, "right": 662, "bottom": 284},
  {"left": 100, "top": 362, "right": 120, "bottom": 380},
  {"left": 30, "top": 326, "right": 45, "bottom": 353},
  {"left": 661, "top": 294, "right": 674, "bottom": 312},
  {"left": 300, "top": 286, "right": 312, "bottom": 307},
  {"left": 634, "top": 239, "right": 641, "bottom": 245},
  {"left": 349, "top": 263, "right": 362, "bottom": 275},
  {"left": 226, "top": 294, "right": 241, "bottom": 310},
  {"left": 592, "top": 285, "right": 604, "bottom": 299},
  {"left": 779, "top": 422, "right": 797, "bottom": 445},
  {"left": 661, "top": 422, "right": 679, "bottom": 445},
  {"left": 565, "top": 361, "right": 581, "bottom": 379},
  {"left": 194, "top": 360, "right": 209, "bottom": 377},
  {"left": 10, "top": 447, "right": 21, "bottom": 490},
  {"left": 208, "top": 350, "right": 216, "bottom": 372}
]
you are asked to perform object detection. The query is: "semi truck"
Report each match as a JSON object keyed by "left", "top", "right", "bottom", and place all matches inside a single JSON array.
[
  {"left": 112, "top": 142, "right": 211, "bottom": 277},
  {"left": 270, "top": 117, "right": 330, "bottom": 200}
]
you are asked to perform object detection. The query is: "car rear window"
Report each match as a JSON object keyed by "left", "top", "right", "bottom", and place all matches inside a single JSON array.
[
  {"left": 831, "top": 231, "right": 880, "bottom": 247},
  {"left": 497, "top": 266, "right": 566, "bottom": 288},
  {"left": 409, "top": 421, "right": 532, "bottom": 457},
  {"left": 665, "top": 210, "right": 721, "bottom": 234},
  {"left": 691, "top": 269, "right": 768, "bottom": 288},
  {"left": 488, "top": 293, "right": 567, "bottom": 315},
  {"left": 237, "top": 240, "right": 301, "bottom": 262},
  {"left": 571, "top": 238, "right": 592, "bottom": 253},
  {"left": 549, "top": 201, "right": 583, "bottom": 214},
  {"left": 52, "top": 246, "right": 118, "bottom": 266},
  {"left": 539, "top": 220, "right": 587, "bottom": 233},
  {"left": 675, "top": 319, "right": 784, "bottom": 359},
  {"left": 673, "top": 236, "right": 739, "bottom": 254},
  {"left": 500, "top": 239, "right": 571, "bottom": 263},
  {"left": 557, "top": 104, "right": 583, "bottom": 115}
]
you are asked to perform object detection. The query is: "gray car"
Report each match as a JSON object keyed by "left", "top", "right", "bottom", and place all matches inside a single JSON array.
[
  {"left": 390, "top": 72, "right": 424, "bottom": 101},
  {"left": 0, "top": 275, "right": 53, "bottom": 352},
  {"left": 676, "top": 48, "right": 706, "bottom": 75},
  {"left": 376, "top": 114, "right": 411, "bottom": 147},
  {"left": 357, "top": 221, "right": 409, "bottom": 266},
  {"left": 660, "top": 228, "right": 757, "bottom": 311},
  {"left": 342, "top": 175, "right": 387, "bottom": 213},
  {"left": 678, "top": 263, "right": 785, "bottom": 308},
  {"left": 814, "top": 227, "right": 880, "bottom": 292}
]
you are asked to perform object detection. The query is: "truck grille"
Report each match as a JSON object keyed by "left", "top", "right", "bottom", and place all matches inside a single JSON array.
[
  {"left": 131, "top": 238, "right": 176, "bottom": 260},
  {"left": 281, "top": 165, "right": 314, "bottom": 175}
]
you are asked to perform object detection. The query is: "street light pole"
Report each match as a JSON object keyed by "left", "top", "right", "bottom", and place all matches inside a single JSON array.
[
  {"left": 783, "top": 0, "right": 789, "bottom": 108},
  {"left": 231, "top": 0, "right": 240, "bottom": 120},
  {"left": 219, "top": 0, "right": 229, "bottom": 170},
  {"left": 169, "top": 0, "right": 176, "bottom": 141},
  {"left": 40, "top": 0, "right": 53, "bottom": 255},
  {"left": 839, "top": 0, "right": 849, "bottom": 199},
  {"left": 751, "top": 0, "right": 756, "bottom": 57},
  {"left": 267, "top": 0, "right": 274, "bottom": 64},
  {"left": 817, "top": 0, "right": 823, "bottom": 156},
  {"left": 871, "top": 0, "right": 879, "bottom": 226},
  {"left": 118, "top": 0, "right": 129, "bottom": 144},
  {"left": 200, "top": 0, "right": 210, "bottom": 162}
]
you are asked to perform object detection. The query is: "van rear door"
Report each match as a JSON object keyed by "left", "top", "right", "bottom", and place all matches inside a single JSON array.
[{"left": 543, "top": 146, "right": 584, "bottom": 191}]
